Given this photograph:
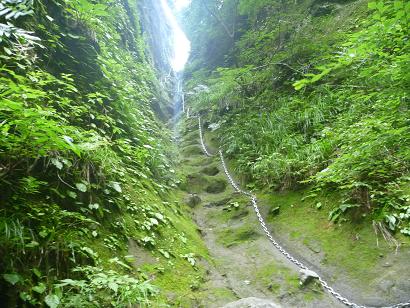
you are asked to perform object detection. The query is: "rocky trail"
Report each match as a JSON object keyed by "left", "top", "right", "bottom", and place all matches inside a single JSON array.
[
  {"left": 175, "top": 119, "right": 409, "bottom": 307},
  {"left": 177, "top": 118, "right": 345, "bottom": 307}
]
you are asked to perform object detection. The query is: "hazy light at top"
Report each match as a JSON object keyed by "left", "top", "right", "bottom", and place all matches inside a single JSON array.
[
  {"left": 160, "top": 0, "right": 191, "bottom": 72},
  {"left": 174, "top": 0, "right": 191, "bottom": 11}
]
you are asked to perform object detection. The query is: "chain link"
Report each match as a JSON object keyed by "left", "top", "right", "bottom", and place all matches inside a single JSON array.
[
  {"left": 198, "top": 116, "right": 214, "bottom": 157},
  {"left": 196, "top": 116, "right": 410, "bottom": 308}
]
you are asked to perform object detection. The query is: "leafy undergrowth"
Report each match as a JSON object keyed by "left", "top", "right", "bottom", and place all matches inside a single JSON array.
[{"left": 0, "top": 0, "right": 204, "bottom": 307}]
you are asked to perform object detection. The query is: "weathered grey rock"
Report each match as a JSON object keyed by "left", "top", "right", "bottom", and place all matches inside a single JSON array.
[
  {"left": 299, "top": 269, "right": 319, "bottom": 285},
  {"left": 222, "top": 297, "right": 281, "bottom": 308},
  {"left": 311, "top": 4, "right": 336, "bottom": 17},
  {"left": 379, "top": 280, "right": 395, "bottom": 293}
]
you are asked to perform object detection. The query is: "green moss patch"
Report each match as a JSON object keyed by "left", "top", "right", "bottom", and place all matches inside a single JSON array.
[
  {"left": 217, "top": 224, "right": 260, "bottom": 247},
  {"left": 201, "top": 165, "right": 220, "bottom": 176},
  {"left": 255, "top": 261, "right": 323, "bottom": 301},
  {"left": 205, "top": 178, "right": 227, "bottom": 194},
  {"left": 259, "top": 189, "right": 410, "bottom": 285},
  {"left": 181, "top": 145, "right": 204, "bottom": 156}
]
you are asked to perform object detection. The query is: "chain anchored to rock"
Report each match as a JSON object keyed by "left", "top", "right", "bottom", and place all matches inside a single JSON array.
[{"left": 195, "top": 116, "right": 410, "bottom": 308}]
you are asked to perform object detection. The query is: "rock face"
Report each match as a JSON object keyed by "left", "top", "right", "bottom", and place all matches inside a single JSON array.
[
  {"left": 137, "top": 0, "right": 176, "bottom": 120},
  {"left": 138, "top": 0, "right": 173, "bottom": 74},
  {"left": 222, "top": 297, "right": 281, "bottom": 308}
]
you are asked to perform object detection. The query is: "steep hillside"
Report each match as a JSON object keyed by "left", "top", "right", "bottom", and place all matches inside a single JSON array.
[
  {"left": 183, "top": 0, "right": 410, "bottom": 237},
  {"left": 0, "top": 1, "right": 202, "bottom": 306}
]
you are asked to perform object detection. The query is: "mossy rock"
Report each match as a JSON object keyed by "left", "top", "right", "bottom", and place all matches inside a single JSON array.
[
  {"left": 231, "top": 208, "right": 249, "bottom": 220},
  {"left": 185, "top": 174, "right": 209, "bottom": 193},
  {"left": 181, "top": 145, "right": 204, "bottom": 156},
  {"left": 205, "top": 179, "right": 227, "bottom": 194},
  {"left": 218, "top": 225, "right": 260, "bottom": 247},
  {"left": 201, "top": 165, "right": 219, "bottom": 176},
  {"left": 183, "top": 156, "right": 214, "bottom": 167},
  {"left": 181, "top": 132, "right": 198, "bottom": 144},
  {"left": 185, "top": 194, "right": 202, "bottom": 208},
  {"left": 197, "top": 157, "right": 215, "bottom": 166},
  {"left": 204, "top": 197, "right": 232, "bottom": 208},
  {"left": 180, "top": 139, "right": 198, "bottom": 148},
  {"left": 182, "top": 130, "right": 198, "bottom": 143}
]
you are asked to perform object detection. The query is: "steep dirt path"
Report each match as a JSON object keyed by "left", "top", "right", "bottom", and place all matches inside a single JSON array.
[{"left": 177, "top": 119, "right": 343, "bottom": 307}]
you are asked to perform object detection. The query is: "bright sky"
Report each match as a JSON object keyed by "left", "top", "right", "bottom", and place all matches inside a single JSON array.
[{"left": 160, "top": 0, "right": 191, "bottom": 72}]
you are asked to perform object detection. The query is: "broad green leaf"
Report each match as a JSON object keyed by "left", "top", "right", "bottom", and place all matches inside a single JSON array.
[
  {"left": 32, "top": 268, "right": 42, "bottom": 278},
  {"left": 39, "top": 230, "right": 49, "bottom": 238},
  {"left": 45, "top": 294, "right": 60, "bottom": 308},
  {"left": 88, "top": 203, "right": 99, "bottom": 210},
  {"left": 51, "top": 158, "right": 63, "bottom": 170},
  {"left": 108, "top": 281, "right": 118, "bottom": 293},
  {"left": 32, "top": 283, "right": 46, "bottom": 294},
  {"left": 75, "top": 183, "right": 87, "bottom": 192},
  {"left": 143, "top": 144, "right": 154, "bottom": 150},
  {"left": 159, "top": 249, "right": 170, "bottom": 259},
  {"left": 26, "top": 240, "right": 39, "bottom": 248},
  {"left": 150, "top": 218, "right": 158, "bottom": 225},
  {"left": 3, "top": 273, "right": 22, "bottom": 285},
  {"left": 368, "top": 2, "right": 377, "bottom": 9},
  {"left": 67, "top": 191, "right": 77, "bottom": 199},
  {"left": 110, "top": 182, "right": 122, "bottom": 193}
]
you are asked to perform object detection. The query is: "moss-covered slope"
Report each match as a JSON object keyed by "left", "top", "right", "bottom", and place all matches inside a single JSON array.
[{"left": 0, "top": 0, "right": 202, "bottom": 306}]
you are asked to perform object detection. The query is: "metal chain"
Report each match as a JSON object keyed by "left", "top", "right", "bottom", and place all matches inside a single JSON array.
[
  {"left": 198, "top": 117, "right": 214, "bottom": 157},
  {"left": 196, "top": 116, "right": 410, "bottom": 308}
]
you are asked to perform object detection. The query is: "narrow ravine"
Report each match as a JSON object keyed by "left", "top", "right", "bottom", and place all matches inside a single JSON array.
[{"left": 1, "top": 0, "right": 409, "bottom": 307}]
